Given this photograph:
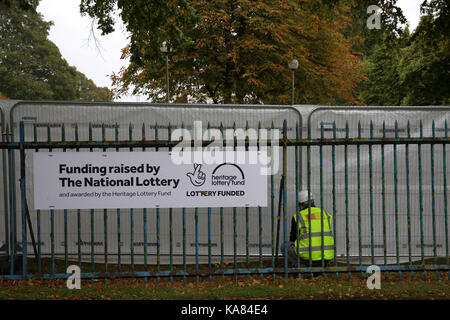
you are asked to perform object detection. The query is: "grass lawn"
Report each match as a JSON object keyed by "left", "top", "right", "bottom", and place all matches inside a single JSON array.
[{"left": 0, "top": 274, "right": 449, "bottom": 300}]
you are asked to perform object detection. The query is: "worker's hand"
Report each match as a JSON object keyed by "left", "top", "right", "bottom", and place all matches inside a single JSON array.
[{"left": 186, "top": 163, "right": 206, "bottom": 187}]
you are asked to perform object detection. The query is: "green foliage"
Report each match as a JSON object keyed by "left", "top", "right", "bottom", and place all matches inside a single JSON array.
[
  {"left": 397, "top": 15, "right": 449, "bottom": 105},
  {"left": 359, "top": 31, "right": 406, "bottom": 106},
  {"left": 420, "top": 0, "right": 449, "bottom": 36},
  {"left": 0, "top": 0, "right": 39, "bottom": 11},
  {"left": 79, "top": 0, "right": 199, "bottom": 66},
  {"left": 85, "top": 0, "right": 366, "bottom": 105},
  {"left": 76, "top": 72, "right": 112, "bottom": 102},
  {"left": 0, "top": 3, "right": 75, "bottom": 99},
  {"left": 0, "top": 1, "right": 112, "bottom": 101},
  {"left": 361, "top": 11, "right": 449, "bottom": 106},
  {"left": 302, "top": 0, "right": 407, "bottom": 57}
]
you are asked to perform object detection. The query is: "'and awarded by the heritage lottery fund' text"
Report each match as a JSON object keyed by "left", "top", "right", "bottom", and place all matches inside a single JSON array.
[{"left": 59, "top": 190, "right": 172, "bottom": 199}]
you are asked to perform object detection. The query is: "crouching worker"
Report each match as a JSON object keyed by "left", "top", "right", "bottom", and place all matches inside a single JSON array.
[{"left": 281, "top": 190, "right": 334, "bottom": 268}]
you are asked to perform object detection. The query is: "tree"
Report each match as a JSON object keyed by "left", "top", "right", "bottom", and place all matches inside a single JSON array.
[
  {"left": 0, "top": 0, "right": 39, "bottom": 10},
  {"left": 0, "top": 1, "right": 75, "bottom": 99},
  {"left": 325, "top": 0, "right": 406, "bottom": 56},
  {"left": 420, "top": 0, "right": 449, "bottom": 36},
  {"left": 397, "top": 15, "right": 449, "bottom": 105},
  {"left": 359, "top": 29, "right": 409, "bottom": 106},
  {"left": 80, "top": 0, "right": 198, "bottom": 82},
  {"left": 360, "top": 11, "right": 449, "bottom": 106},
  {"left": 82, "top": 0, "right": 366, "bottom": 105},
  {"left": 76, "top": 71, "right": 112, "bottom": 102},
  {"left": 0, "top": 0, "right": 112, "bottom": 101}
]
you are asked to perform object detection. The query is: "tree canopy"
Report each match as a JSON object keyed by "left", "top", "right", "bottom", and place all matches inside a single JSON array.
[
  {"left": 397, "top": 14, "right": 449, "bottom": 105},
  {"left": 420, "top": 0, "right": 449, "bottom": 36},
  {"left": 0, "top": 0, "right": 112, "bottom": 101},
  {"left": 82, "top": 0, "right": 371, "bottom": 105},
  {"left": 361, "top": 8, "right": 449, "bottom": 106},
  {"left": 2, "top": 0, "right": 446, "bottom": 106}
]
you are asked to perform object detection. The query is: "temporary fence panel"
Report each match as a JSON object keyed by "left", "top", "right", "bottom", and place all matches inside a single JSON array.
[
  {"left": 8, "top": 101, "right": 301, "bottom": 267},
  {"left": 306, "top": 107, "right": 450, "bottom": 265},
  {"left": 1, "top": 101, "right": 449, "bottom": 281}
]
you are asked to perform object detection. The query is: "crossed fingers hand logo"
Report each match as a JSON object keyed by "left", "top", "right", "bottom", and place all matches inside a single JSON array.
[{"left": 186, "top": 163, "right": 206, "bottom": 187}]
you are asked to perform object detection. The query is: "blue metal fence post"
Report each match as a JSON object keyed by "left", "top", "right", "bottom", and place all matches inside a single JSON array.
[
  {"left": 48, "top": 124, "right": 55, "bottom": 276},
  {"left": 75, "top": 124, "right": 81, "bottom": 269},
  {"left": 357, "top": 121, "right": 362, "bottom": 279},
  {"left": 345, "top": 122, "right": 350, "bottom": 279},
  {"left": 444, "top": 121, "right": 449, "bottom": 280},
  {"left": 33, "top": 123, "right": 41, "bottom": 275},
  {"left": 6, "top": 124, "right": 15, "bottom": 276},
  {"left": 431, "top": 121, "right": 437, "bottom": 280},
  {"left": 394, "top": 121, "right": 401, "bottom": 280},
  {"left": 155, "top": 122, "right": 160, "bottom": 282},
  {"left": 282, "top": 120, "right": 288, "bottom": 280},
  {"left": 320, "top": 122, "right": 325, "bottom": 276},
  {"left": 62, "top": 123, "right": 68, "bottom": 272},
  {"left": 270, "top": 121, "right": 276, "bottom": 279},
  {"left": 142, "top": 123, "right": 147, "bottom": 282},
  {"left": 88, "top": 123, "right": 94, "bottom": 280},
  {"left": 19, "top": 122, "right": 27, "bottom": 278},
  {"left": 102, "top": 124, "right": 108, "bottom": 278},
  {"left": 168, "top": 122, "right": 174, "bottom": 283},
  {"left": 332, "top": 121, "right": 337, "bottom": 280},
  {"left": 115, "top": 123, "right": 122, "bottom": 273}
]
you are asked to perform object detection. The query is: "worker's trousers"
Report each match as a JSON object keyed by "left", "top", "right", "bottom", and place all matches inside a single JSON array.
[{"left": 280, "top": 241, "right": 332, "bottom": 268}]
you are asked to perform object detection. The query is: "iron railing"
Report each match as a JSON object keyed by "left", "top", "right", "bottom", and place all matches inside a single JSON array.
[{"left": 0, "top": 115, "right": 449, "bottom": 281}]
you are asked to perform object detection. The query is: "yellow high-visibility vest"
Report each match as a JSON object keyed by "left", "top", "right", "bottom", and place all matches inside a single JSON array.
[{"left": 293, "top": 207, "right": 334, "bottom": 261}]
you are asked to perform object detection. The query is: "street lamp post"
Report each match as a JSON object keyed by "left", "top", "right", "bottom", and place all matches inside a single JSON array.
[
  {"left": 288, "top": 59, "right": 299, "bottom": 105},
  {"left": 160, "top": 42, "right": 169, "bottom": 103}
]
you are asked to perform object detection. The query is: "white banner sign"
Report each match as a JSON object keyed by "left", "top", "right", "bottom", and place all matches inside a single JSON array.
[{"left": 33, "top": 151, "right": 268, "bottom": 210}]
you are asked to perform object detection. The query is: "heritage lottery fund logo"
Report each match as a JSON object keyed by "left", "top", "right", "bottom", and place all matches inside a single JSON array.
[
  {"left": 186, "top": 163, "right": 206, "bottom": 186},
  {"left": 187, "top": 163, "right": 246, "bottom": 187},
  {"left": 186, "top": 162, "right": 247, "bottom": 199}
]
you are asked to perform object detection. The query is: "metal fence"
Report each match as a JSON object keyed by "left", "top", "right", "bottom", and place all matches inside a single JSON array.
[
  {"left": 0, "top": 105, "right": 8, "bottom": 263},
  {"left": 0, "top": 101, "right": 449, "bottom": 281}
]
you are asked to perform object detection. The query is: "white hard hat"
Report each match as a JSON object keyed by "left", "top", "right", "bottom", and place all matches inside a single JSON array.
[{"left": 298, "top": 190, "right": 313, "bottom": 204}]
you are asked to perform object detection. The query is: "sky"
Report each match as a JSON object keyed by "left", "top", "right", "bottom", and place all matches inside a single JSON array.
[{"left": 37, "top": 0, "right": 424, "bottom": 102}]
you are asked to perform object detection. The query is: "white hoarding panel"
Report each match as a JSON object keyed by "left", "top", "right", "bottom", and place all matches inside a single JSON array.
[
  {"left": 7, "top": 102, "right": 450, "bottom": 264},
  {"left": 9, "top": 102, "right": 299, "bottom": 261},
  {"left": 307, "top": 107, "right": 450, "bottom": 260}
]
